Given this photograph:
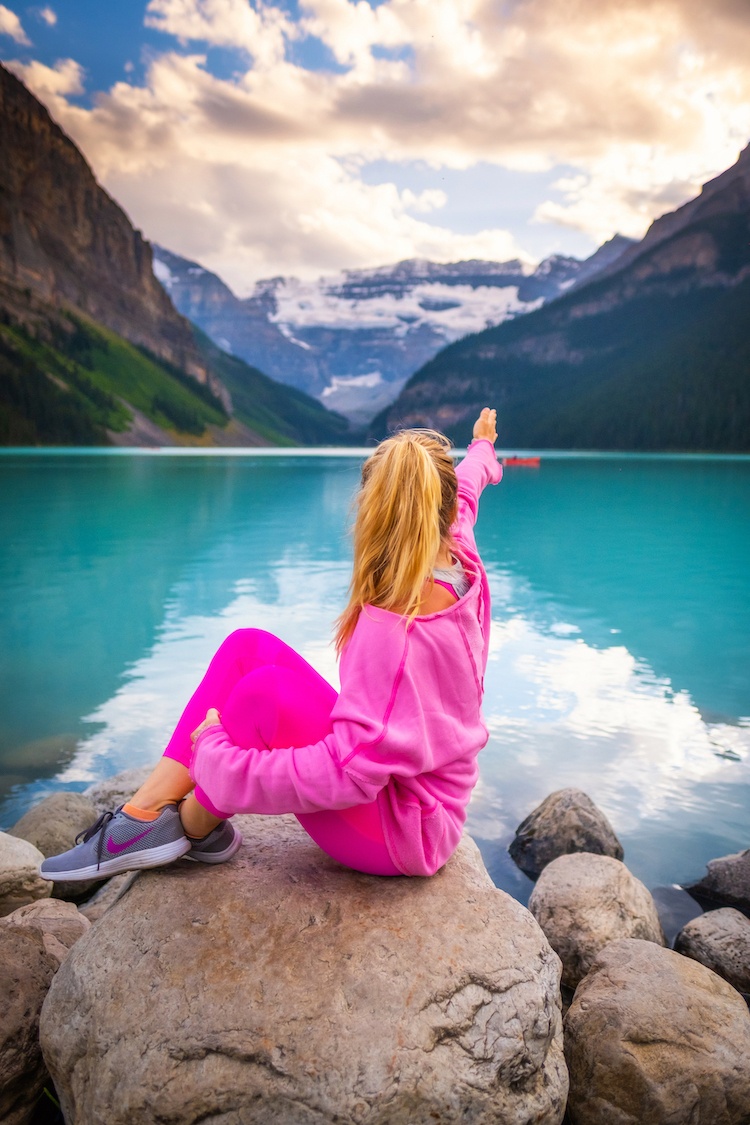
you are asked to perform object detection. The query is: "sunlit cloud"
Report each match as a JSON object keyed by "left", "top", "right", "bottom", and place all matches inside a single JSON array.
[
  {"left": 0, "top": 4, "right": 31, "bottom": 44},
  {"left": 145, "top": 0, "right": 297, "bottom": 65},
  {"left": 6, "top": 55, "right": 84, "bottom": 97},
  {"left": 38, "top": 7, "right": 57, "bottom": 26},
  {"left": 6, "top": 0, "right": 750, "bottom": 284}
]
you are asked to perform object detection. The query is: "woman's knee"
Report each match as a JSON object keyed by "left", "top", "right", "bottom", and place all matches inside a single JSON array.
[
  {"left": 216, "top": 628, "right": 277, "bottom": 665},
  {"left": 221, "top": 627, "right": 267, "bottom": 650},
  {"left": 223, "top": 664, "right": 335, "bottom": 749}
]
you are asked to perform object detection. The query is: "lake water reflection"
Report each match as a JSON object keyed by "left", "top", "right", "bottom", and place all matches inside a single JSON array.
[{"left": 1, "top": 450, "right": 748, "bottom": 903}]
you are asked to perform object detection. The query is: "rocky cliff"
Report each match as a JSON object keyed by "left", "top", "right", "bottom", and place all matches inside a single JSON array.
[
  {"left": 375, "top": 146, "right": 750, "bottom": 450},
  {"left": 0, "top": 63, "right": 211, "bottom": 388},
  {"left": 0, "top": 63, "right": 350, "bottom": 446}
]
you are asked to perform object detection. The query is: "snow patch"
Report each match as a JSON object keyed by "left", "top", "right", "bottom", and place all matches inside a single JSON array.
[
  {"left": 321, "top": 372, "right": 383, "bottom": 398},
  {"left": 152, "top": 258, "right": 173, "bottom": 288},
  {"left": 270, "top": 278, "right": 539, "bottom": 341},
  {"left": 275, "top": 321, "right": 312, "bottom": 349}
]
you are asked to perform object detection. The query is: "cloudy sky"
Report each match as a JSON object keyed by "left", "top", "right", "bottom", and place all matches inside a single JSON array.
[{"left": 2, "top": 0, "right": 749, "bottom": 294}]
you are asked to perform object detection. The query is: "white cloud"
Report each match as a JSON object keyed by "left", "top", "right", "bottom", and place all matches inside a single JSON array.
[
  {"left": 0, "top": 4, "right": 31, "bottom": 44},
  {"left": 12, "top": 48, "right": 526, "bottom": 289},
  {"left": 38, "top": 6, "right": 57, "bottom": 26},
  {"left": 7, "top": 56, "right": 84, "bottom": 98},
  {"left": 9, "top": 0, "right": 750, "bottom": 282},
  {"left": 145, "top": 0, "right": 296, "bottom": 67}
]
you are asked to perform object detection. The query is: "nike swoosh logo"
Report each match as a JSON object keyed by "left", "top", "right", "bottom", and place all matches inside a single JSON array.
[{"left": 106, "top": 826, "right": 154, "bottom": 854}]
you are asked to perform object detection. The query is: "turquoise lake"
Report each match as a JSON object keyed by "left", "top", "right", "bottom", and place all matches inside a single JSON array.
[{"left": 1, "top": 450, "right": 748, "bottom": 904}]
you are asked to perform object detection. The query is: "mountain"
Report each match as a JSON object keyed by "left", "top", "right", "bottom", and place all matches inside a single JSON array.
[
  {"left": 0, "top": 63, "right": 215, "bottom": 391},
  {"left": 153, "top": 239, "right": 634, "bottom": 426},
  {"left": 0, "top": 63, "right": 347, "bottom": 446},
  {"left": 373, "top": 147, "right": 750, "bottom": 450}
]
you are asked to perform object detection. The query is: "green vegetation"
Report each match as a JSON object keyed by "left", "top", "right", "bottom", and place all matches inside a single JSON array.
[
  {"left": 0, "top": 301, "right": 352, "bottom": 447},
  {"left": 0, "top": 310, "right": 228, "bottom": 445},
  {"left": 0, "top": 329, "right": 107, "bottom": 444},
  {"left": 194, "top": 328, "right": 353, "bottom": 446}
]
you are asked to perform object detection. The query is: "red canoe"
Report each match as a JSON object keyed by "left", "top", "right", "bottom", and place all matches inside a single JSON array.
[{"left": 502, "top": 456, "right": 541, "bottom": 467}]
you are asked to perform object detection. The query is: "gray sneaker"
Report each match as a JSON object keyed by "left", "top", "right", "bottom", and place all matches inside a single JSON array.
[
  {"left": 39, "top": 804, "right": 191, "bottom": 882},
  {"left": 185, "top": 820, "right": 243, "bottom": 864}
]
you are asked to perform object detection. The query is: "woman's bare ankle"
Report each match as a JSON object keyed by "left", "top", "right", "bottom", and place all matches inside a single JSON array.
[{"left": 179, "top": 793, "right": 222, "bottom": 839}]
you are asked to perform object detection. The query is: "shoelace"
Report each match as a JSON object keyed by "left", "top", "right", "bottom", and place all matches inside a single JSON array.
[{"left": 75, "top": 809, "right": 116, "bottom": 870}]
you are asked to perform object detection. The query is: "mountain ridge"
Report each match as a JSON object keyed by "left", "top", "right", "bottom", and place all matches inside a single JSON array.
[
  {"left": 583, "top": 145, "right": 750, "bottom": 291},
  {"left": 0, "top": 63, "right": 348, "bottom": 447},
  {"left": 372, "top": 144, "right": 750, "bottom": 450},
  {"left": 153, "top": 236, "right": 634, "bottom": 424}
]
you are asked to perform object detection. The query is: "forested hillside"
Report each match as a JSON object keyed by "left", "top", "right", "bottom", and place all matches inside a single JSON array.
[{"left": 374, "top": 148, "right": 750, "bottom": 451}]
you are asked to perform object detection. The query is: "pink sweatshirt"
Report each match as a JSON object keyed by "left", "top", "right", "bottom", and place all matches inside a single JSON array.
[{"left": 190, "top": 438, "right": 503, "bottom": 876}]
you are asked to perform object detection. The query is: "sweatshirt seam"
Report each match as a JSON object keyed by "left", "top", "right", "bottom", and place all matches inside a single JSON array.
[
  {"left": 339, "top": 628, "right": 410, "bottom": 768},
  {"left": 456, "top": 614, "right": 483, "bottom": 703}
]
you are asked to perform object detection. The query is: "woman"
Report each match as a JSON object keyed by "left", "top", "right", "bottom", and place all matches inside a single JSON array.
[{"left": 40, "top": 407, "right": 501, "bottom": 881}]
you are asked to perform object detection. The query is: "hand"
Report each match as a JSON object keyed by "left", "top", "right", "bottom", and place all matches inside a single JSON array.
[
  {"left": 473, "top": 407, "right": 497, "bottom": 444},
  {"left": 191, "top": 708, "right": 221, "bottom": 744}
]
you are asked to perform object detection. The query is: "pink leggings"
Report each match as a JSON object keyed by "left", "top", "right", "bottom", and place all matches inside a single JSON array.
[{"left": 164, "top": 629, "right": 401, "bottom": 876}]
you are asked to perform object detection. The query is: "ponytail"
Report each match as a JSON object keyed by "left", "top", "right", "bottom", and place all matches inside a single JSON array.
[{"left": 334, "top": 430, "right": 457, "bottom": 653}]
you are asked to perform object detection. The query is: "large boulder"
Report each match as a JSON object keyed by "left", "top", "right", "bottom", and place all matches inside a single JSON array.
[
  {"left": 675, "top": 907, "right": 750, "bottom": 996},
  {"left": 0, "top": 899, "right": 90, "bottom": 1123},
  {"left": 564, "top": 938, "right": 750, "bottom": 1125},
  {"left": 9, "top": 791, "right": 99, "bottom": 900},
  {"left": 528, "top": 853, "right": 665, "bottom": 988},
  {"left": 8, "top": 791, "right": 97, "bottom": 856},
  {"left": 78, "top": 871, "right": 137, "bottom": 923},
  {"left": 509, "top": 788, "right": 623, "bottom": 880},
  {"left": 0, "top": 898, "right": 90, "bottom": 966},
  {"left": 0, "top": 831, "right": 51, "bottom": 918},
  {"left": 0, "top": 925, "right": 59, "bottom": 1125},
  {"left": 41, "top": 815, "right": 568, "bottom": 1125},
  {"left": 686, "top": 849, "right": 750, "bottom": 915}
]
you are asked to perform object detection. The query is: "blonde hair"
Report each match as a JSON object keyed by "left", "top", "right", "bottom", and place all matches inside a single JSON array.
[{"left": 334, "top": 429, "right": 458, "bottom": 653}]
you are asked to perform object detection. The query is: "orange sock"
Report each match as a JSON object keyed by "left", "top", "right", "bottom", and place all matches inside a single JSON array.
[{"left": 122, "top": 802, "right": 162, "bottom": 821}]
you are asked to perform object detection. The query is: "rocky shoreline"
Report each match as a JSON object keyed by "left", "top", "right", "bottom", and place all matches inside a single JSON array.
[{"left": 1, "top": 775, "right": 749, "bottom": 1124}]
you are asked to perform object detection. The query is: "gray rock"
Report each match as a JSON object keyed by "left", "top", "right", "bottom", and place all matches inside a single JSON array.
[
  {"left": 564, "top": 938, "right": 750, "bottom": 1125},
  {"left": 0, "top": 925, "right": 59, "bottom": 1125},
  {"left": 41, "top": 815, "right": 568, "bottom": 1125},
  {"left": 0, "top": 898, "right": 90, "bottom": 967},
  {"left": 79, "top": 872, "right": 138, "bottom": 923},
  {"left": 83, "top": 765, "right": 157, "bottom": 815},
  {"left": 528, "top": 852, "right": 665, "bottom": 988},
  {"left": 0, "top": 831, "right": 51, "bottom": 918},
  {"left": 9, "top": 791, "right": 97, "bottom": 856},
  {"left": 9, "top": 791, "right": 99, "bottom": 900},
  {"left": 686, "top": 849, "right": 750, "bottom": 914},
  {"left": 509, "top": 788, "right": 623, "bottom": 879},
  {"left": 675, "top": 907, "right": 750, "bottom": 996}
]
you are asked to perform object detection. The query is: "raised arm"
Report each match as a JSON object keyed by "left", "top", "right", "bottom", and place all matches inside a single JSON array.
[{"left": 454, "top": 407, "right": 503, "bottom": 535}]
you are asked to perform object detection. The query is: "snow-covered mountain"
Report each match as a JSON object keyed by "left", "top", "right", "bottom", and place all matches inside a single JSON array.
[{"left": 153, "top": 237, "right": 633, "bottom": 425}]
